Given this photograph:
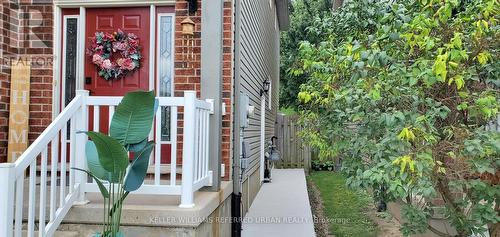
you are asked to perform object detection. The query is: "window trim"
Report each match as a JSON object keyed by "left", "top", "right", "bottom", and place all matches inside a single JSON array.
[{"left": 268, "top": 76, "right": 272, "bottom": 110}]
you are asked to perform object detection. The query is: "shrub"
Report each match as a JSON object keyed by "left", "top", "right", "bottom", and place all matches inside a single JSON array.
[{"left": 295, "top": 0, "right": 499, "bottom": 236}]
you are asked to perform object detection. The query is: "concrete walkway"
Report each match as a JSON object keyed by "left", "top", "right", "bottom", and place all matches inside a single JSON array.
[{"left": 242, "top": 169, "right": 316, "bottom": 237}]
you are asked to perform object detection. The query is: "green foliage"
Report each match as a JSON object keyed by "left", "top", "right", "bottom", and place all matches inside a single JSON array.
[
  {"left": 85, "top": 141, "right": 119, "bottom": 183},
  {"left": 123, "top": 142, "right": 155, "bottom": 192},
  {"left": 72, "top": 168, "right": 110, "bottom": 198},
  {"left": 280, "top": 0, "right": 333, "bottom": 108},
  {"left": 74, "top": 91, "right": 157, "bottom": 237},
  {"left": 109, "top": 91, "right": 156, "bottom": 145},
  {"left": 400, "top": 205, "right": 430, "bottom": 236},
  {"left": 279, "top": 107, "right": 297, "bottom": 116},
  {"left": 295, "top": 0, "right": 500, "bottom": 236},
  {"left": 86, "top": 132, "right": 129, "bottom": 175}
]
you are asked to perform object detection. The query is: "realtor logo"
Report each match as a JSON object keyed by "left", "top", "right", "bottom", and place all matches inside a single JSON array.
[{"left": 7, "top": 1, "right": 51, "bottom": 49}]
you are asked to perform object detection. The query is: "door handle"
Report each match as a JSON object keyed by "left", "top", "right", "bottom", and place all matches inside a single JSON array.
[{"left": 85, "top": 77, "right": 92, "bottom": 85}]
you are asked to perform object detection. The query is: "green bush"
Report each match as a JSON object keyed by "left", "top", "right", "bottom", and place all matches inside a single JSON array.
[{"left": 294, "top": 0, "right": 499, "bottom": 236}]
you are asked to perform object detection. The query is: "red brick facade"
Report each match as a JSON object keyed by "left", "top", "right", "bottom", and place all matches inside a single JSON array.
[
  {"left": 0, "top": 0, "right": 233, "bottom": 179},
  {"left": 221, "top": 0, "right": 233, "bottom": 179},
  {"left": 173, "top": 0, "right": 233, "bottom": 180},
  {"left": 0, "top": 0, "right": 53, "bottom": 162}
]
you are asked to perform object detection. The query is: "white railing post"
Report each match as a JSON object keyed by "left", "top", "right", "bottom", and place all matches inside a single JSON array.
[
  {"left": 0, "top": 163, "right": 15, "bottom": 237},
  {"left": 74, "top": 90, "right": 89, "bottom": 204},
  {"left": 180, "top": 91, "right": 196, "bottom": 208}
]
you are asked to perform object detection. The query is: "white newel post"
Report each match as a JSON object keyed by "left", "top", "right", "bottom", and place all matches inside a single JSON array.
[
  {"left": 74, "top": 90, "right": 89, "bottom": 204},
  {"left": 180, "top": 91, "right": 196, "bottom": 208},
  {"left": 0, "top": 163, "right": 15, "bottom": 237}
]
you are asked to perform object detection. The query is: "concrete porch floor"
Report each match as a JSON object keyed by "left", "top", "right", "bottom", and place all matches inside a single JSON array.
[
  {"left": 242, "top": 169, "right": 316, "bottom": 237},
  {"left": 21, "top": 179, "right": 233, "bottom": 228}
]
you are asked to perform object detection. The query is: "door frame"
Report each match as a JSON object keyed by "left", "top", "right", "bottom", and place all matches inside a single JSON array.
[
  {"left": 52, "top": 3, "right": 174, "bottom": 118},
  {"left": 53, "top": 1, "right": 175, "bottom": 8},
  {"left": 260, "top": 94, "right": 266, "bottom": 183}
]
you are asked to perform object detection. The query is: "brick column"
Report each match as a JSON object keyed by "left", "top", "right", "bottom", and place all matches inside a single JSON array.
[{"left": 221, "top": 0, "right": 233, "bottom": 180}]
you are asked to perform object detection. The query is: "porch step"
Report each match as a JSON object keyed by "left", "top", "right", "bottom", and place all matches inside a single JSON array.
[
  {"left": 63, "top": 181, "right": 233, "bottom": 227},
  {"left": 22, "top": 230, "right": 79, "bottom": 237}
]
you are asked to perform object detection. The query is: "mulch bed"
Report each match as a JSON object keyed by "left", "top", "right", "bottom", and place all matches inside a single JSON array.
[{"left": 306, "top": 178, "right": 330, "bottom": 237}]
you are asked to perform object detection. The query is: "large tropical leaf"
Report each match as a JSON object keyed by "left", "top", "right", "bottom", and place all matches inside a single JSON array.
[
  {"left": 128, "top": 138, "right": 148, "bottom": 152},
  {"left": 126, "top": 98, "right": 159, "bottom": 152},
  {"left": 86, "top": 131, "right": 128, "bottom": 174},
  {"left": 109, "top": 91, "right": 156, "bottom": 145},
  {"left": 123, "top": 141, "right": 155, "bottom": 192},
  {"left": 85, "top": 141, "right": 120, "bottom": 182},
  {"left": 72, "top": 168, "right": 109, "bottom": 198}
]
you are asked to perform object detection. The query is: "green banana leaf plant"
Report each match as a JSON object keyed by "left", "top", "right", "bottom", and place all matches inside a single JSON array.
[{"left": 73, "top": 91, "right": 158, "bottom": 237}]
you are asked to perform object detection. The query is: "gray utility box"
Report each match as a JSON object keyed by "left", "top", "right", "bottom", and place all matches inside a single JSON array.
[
  {"left": 239, "top": 92, "right": 250, "bottom": 128},
  {"left": 241, "top": 140, "right": 250, "bottom": 170}
]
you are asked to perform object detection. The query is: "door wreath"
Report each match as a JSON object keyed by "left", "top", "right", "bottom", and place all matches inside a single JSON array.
[{"left": 87, "top": 29, "right": 142, "bottom": 80}]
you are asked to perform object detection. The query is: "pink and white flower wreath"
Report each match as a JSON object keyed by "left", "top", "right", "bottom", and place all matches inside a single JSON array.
[{"left": 87, "top": 29, "right": 142, "bottom": 80}]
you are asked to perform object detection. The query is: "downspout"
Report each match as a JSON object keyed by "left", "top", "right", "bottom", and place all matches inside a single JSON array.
[
  {"left": 232, "top": 0, "right": 243, "bottom": 236},
  {"left": 200, "top": 0, "right": 223, "bottom": 191}
]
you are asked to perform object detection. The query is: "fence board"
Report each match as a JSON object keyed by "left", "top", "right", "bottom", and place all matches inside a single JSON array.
[{"left": 275, "top": 114, "right": 311, "bottom": 173}]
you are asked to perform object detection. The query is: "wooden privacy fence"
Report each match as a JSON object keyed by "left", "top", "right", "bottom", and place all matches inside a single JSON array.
[{"left": 274, "top": 113, "right": 311, "bottom": 172}]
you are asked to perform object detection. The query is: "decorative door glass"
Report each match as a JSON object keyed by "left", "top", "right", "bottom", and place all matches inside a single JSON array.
[
  {"left": 158, "top": 15, "right": 173, "bottom": 141},
  {"left": 64, "top": 18, "right": 78, "bottom": 107},
  {"left": 64, "top": 17, "right": 78, "bottom": 139}
]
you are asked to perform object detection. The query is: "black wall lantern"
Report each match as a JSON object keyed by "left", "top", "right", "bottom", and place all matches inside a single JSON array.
[
  {"left": 260, "top": 78, "right": 271, "bottom": 96},
  {"left": 186, "top": 0, "right": 198, "bottom": 15}
]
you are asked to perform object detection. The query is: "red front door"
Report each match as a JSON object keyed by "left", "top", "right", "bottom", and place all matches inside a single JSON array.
[{"left": 85, "top": 7, "right": 150, "bottom": 133}]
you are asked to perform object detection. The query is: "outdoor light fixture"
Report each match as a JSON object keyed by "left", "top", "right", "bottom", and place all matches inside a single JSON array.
[
  {"left": 181, "top": 17, "right": 195, "bottom": 68},
  {"left": 260, "top": 78, "right": 271, "bottom": 96},
  {"left": 186, "top": 0, "right": 198, "bottom": 14},
  {"left": 181, "top": 17, "right": 195, "bottom": 35},
  {"left": 181, "top": 0, "right": 198, "bottom": 68},
  {"left": 264, "top": 136, "right": 281, "bottom": 183}
]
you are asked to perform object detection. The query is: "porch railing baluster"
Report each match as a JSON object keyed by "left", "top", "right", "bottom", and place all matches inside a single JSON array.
[{"left": 0, "top": 89, "right": 214, "bottom": 236}]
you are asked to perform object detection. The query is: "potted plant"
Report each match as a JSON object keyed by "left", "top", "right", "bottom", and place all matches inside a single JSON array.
[
  {"left": 320, "top": 161, "right": 327, "bottom": 171},
  {"left": 311, "top": 160, "right": 321, "bottom": 171},
  {"left": 325, "top": 160, "right": 334, "bottom": 171},
  {"left": 74, "top": 91, "right": 157, "bottom": 237}
]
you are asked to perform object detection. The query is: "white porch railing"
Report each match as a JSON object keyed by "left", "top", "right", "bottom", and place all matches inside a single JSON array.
[{"left": 0, "top": 90, "right": 213, "bottom": 237}]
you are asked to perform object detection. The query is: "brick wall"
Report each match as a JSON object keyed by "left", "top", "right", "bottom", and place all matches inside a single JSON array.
[
  {"left": 0, "top": 0, "right": 53, "bottom": 162},
  {"left": 221, "top": 0, "right": 233, "bottom": 180},
  {"left": 173, "top": 0, "right": 201, "bottom": 170},
  {"left": 0, "top": 1, "right": 16, "bottom": 162},
  {"left": 174, "top": 0, "right": 201, "bottom": 97},
  {"left": 20, "top": 1, "right": 54, "bottom": 152},
  {"left": 174, "top": 0, "right": 233, "bottom": 180},
  {"left": 1, "top": 0, "right": 233, "bottom": 182}
]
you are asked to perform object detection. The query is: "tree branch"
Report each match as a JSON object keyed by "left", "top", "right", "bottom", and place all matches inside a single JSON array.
[{"left": 428, "top": 224, "right": 455, "bottom": 237}]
